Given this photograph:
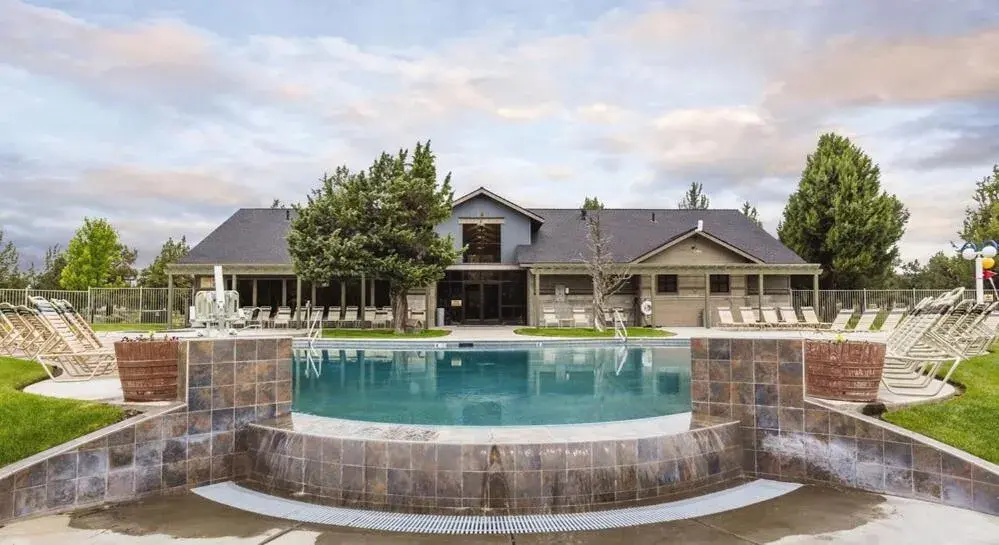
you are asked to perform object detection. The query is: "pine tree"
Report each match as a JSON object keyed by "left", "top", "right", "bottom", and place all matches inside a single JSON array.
[
  {"left": 778, "top": 133, "right": 909, "bottom": 289},
  {"left": 678, "top": 182, "right": 709, "bottom": 209},
  {"left": 741, "top": 201, "right": 762, "bottom": 227}
]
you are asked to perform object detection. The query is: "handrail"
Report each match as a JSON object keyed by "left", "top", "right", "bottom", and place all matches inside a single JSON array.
[{"left": 612, "top": 309, "right": 628, "bottom": 343}]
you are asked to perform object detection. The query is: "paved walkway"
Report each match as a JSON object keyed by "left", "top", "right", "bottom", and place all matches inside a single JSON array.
[{"left": 1, "top": 485, "right": 996, "bottom": 544}]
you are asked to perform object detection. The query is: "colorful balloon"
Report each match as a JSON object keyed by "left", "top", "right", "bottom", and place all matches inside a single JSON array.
[{"left": 983, "top": 256, "right": 996, "bottom": 270}]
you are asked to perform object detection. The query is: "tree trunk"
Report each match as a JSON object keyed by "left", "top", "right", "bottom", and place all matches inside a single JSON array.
[
  {"left": 592, "top": 275, "right": 605, "bottom": 332},
  {"left": 391, "top": 286, "right": 409, "bottom": 334}
]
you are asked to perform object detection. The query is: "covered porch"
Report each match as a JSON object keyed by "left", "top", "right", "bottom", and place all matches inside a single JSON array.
[
  {"left": 524, "top": 263, "right": 822, "bottom": 328},
  {"left": 164, "top": 264, "right": 437, "bottom": 328}
]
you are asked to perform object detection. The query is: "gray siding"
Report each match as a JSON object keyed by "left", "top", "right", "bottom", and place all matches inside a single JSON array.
[{"left": 436, "top": 195, "right": 533, "bottom": 264}]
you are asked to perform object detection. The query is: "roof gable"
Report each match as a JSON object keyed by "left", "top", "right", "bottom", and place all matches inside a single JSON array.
[
  {"left": 453, "top": 187, "right": 545, "bottom": 224},
  {"left": 178, "top": 208, "right": 296, "bottom": 265}
]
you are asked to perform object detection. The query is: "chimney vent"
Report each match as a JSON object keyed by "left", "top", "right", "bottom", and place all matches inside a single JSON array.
[
  {"left": 696, "top": 219, "right": 703, "bottom": 232},
  {"left": 651, "top": 212, "right": 656, "bottom": 222},
  {"left": 286, "top": 210, "right": 290, "bottom": 221},
  {"left": 580, "top": 208, "right": 587, "bottom": 220}
]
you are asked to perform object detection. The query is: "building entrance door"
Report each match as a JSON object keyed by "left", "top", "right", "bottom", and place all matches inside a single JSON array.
[{"left": 463, "top": 282, "right": 501, "bottom": 323}]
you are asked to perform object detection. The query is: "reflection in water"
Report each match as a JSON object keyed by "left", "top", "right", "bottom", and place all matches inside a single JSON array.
[{"left": 293, "top": 346, "right": 692, "bottom": 426}]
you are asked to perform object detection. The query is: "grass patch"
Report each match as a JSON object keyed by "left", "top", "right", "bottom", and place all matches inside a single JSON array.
[
  {"left": 91, "top": 323, "right": 167, "bottom": 332},
  {"left": 883, "top": 348, "right": 999, "bottom": 464},
  {"left": 514, "top": 327, "right": 674, "bottom": 338},
  {"left": 320, "top": 329, "right": 451, "bottom": 338},
  {"left": 0, "top": 357, "right": 125, "bottom": 467}
]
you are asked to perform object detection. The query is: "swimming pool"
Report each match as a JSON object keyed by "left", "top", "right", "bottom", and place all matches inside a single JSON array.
[{"left": 292, "top": 345, "right": 691, "bottom": 426}]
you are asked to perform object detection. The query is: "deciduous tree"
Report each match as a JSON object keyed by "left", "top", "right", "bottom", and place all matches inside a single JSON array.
[
  {"left": 60, "top": 218, "right": 134, "bottom": 289},
  {"left": 289, "top": 141, "right": 461, "bottom": 332},
  {"left": 32, "top": 245, "right": 67, "bottom": 290},
  {"left": 678, "top": 182, "right": 710, "bottom": 210},
  {"left": 580, "top": 196, "right": 630, "bottom": 331},
  {"left": 778, "top": 133, "right": 909, "bottom": 289}
]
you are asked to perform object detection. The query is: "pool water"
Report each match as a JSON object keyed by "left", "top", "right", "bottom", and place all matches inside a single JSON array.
[{"left": 292, "top": 345, "right": 692, "bottom": 426}]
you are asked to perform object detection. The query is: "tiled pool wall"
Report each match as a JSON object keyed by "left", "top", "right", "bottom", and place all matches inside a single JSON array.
[
  {"left": 241, "top": 418, "right": 743, "bottom": 515},
  {"left": 0, "top": 337, "right": 293, "bottom": 524},
  {"left": 691, "top": 337, "right": 999, "bottom": 516}
]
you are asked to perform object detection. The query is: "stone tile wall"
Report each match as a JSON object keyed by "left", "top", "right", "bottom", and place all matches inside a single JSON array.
[
  {"left": 691, "top": 337, "right": 999, "bottom": 517},
  {"left": 0, "top": 337, "right": 293, "bottom": 524},
  {"left": 242, "top": 419, "right": 743, "bottom": 515}
]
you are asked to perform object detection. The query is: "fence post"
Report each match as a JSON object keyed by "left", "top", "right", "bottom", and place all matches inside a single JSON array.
[
  {"left": 138, "top": 286, "right": 143, "bottom": 325},
  {"left": 862, "top": 288, "right": 867, "bottom": 311},
  {"left": 87, "top": 287, "right": 93, "bottom": 322}
]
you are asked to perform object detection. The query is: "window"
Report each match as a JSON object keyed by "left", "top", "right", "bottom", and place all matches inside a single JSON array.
[
  {"left": 746, "top": 275, "right": 759, "bottom": 295},
  {"left": 462, "top": 223, "right": 501, "bottom": 263},
  {"left": 656, "top": 274, "right": 678, "bottom": 294},
  {"left": 709, "top": 274, "right": 730, "bottom": 294}
]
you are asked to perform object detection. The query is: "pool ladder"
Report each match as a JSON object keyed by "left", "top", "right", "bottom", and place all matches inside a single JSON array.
[
  {"left": 303, "top": 302, "right": 323, "bottom": 378},
  {"left": 612, "top": 309, "right": 628, "bottom": 343}
]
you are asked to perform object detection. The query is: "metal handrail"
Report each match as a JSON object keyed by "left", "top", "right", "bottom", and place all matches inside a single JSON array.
[{"left": 612, "top": 309, "right": 627, "bottom": 342}]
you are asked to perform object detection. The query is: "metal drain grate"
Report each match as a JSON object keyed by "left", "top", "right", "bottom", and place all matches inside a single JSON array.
[{"left": 193, "top": 480, "right": 800, "bottom": 534}]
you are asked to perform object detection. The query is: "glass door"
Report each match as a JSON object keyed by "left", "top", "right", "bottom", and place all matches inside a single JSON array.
[
  {"left": 483, "top": 283, "right": 501, "bottom": 323},
  {"left": 464, "top": 283, "right": 483, "bottom": 323}
]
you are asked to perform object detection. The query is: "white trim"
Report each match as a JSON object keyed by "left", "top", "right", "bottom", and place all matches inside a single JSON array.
[
  {"left": 457, "top": 217, "right": 505, "bottom": 224},
  {"left": 632, "top": 230, "right": 763, "bottom": 264},
  {"left": 452, "top": 187, "right": 546, "bottom": 223}
]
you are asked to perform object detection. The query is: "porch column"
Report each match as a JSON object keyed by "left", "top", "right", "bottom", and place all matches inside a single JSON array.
[
  {"left": 311, "top": 283, "right": 317, "bottom": 306},
  {"left": 340, "top": 281, "right": 346, "bottom": 319},
  {"left": 296, "top": 276, "right": 302, "bottom": 309},
  {"left": 230, "top": 274, "right": 236, "bottom": 292},
  {"left": 252, "top": 279, "right": 258, "bottom": 306},
  {"left": 370, "top": 279, "right": 376, "bottom": 307},
  {"left": 813, "top": 273, "right": 820, "bottom": 311},
  {"left": 281, "top": 278, "right": 288, "bottom": 306},
  {"left": 757, "top": 273, "right": 764, "bottom": 323},
  {"left": 359, "top": 274, "right": 366, "bottom": 321},
  {"left": 525, "top": 270, "right": 535, "bottom": 326},
  {"left": 534, "top": 271, "right": 541, "bottom": 327},
  {"left": 703, "top": 272, "right": 711, "bottom": 328},
  {"left": 167, "top": 273, "right": 174, "bottom": 329},
  {"left": 425, "top": 283, "right": 437, "bottom": 328}
]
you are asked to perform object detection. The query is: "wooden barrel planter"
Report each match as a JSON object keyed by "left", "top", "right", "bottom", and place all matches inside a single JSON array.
[
  {"left": 805, "top": 340, "right": 886, "bottom": 402},
  {"left": 114, "top": 340, "right": 180, "bottom": 402}
]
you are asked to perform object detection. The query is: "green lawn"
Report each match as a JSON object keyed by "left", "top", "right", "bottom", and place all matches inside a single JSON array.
[
  {"left": 321, "top": 329, "right": 451, "bottom": 338},
  {"left": 0, "top": 357, "right": 125, "bottom": 467},
  {"left": 92, "top": 323, "right": 167, "bottom": 332},
  {"left": 514, "top": 327, "right": 674, "bottom": 338},
  {"left": 883, "top": 348, "right": 999, "bottom": 464}
]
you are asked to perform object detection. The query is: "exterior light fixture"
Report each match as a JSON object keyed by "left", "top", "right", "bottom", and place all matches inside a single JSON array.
[{"left": 959, "top": 240, "right": 999, "bottom": 303}]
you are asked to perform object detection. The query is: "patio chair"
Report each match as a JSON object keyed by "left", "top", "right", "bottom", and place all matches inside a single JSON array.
[
  {"left": 878, "top": 308, "right": 906, "bottom": 332},
  {"left": 51, "top": 299, "right": 104, "bottom": 350},
  {"left": 257, "top": 306, "right": 273, "bottom": 327},
  {"left": 716, "top": 307, "right": 744, "bottom": 329},
  {"left": 364, "top": 307, "right": 378, "bottom": 326},
  {"left": 572, "top": 308, "right": 589, "bottom": 328},
  {"left": 850, "top": 307, "right": 880, "bottom": 332},
  {"left": 272, "top": 306, "right": 292, "bottom": 328},
  {"left": 542, "top": 307, "right": 559, "bottom": 328},
  {"left": 26, "top": 299, "right": 116, "bottom": 381},
  {"left": 799, "top": 306, "right": 828, "bottom": 329},
  {"left": 777, "top": 305, "right": 803, "bottom": 328},
  {"left": 0, "top": 303, "right": 31, "bottom": 354},
  {"left": 737, "top": 307, "right": 766, "bottom": 328},
  {"left": 410, "top": 308, "right": 426, "bottom": 325},
  {"left": 761, "top": 307, "right": 790, "bottom": 328},
  {"left": 12, "top": 305, "right": 59, "bottom": 356},
  {"left": 374, "top": 308, "right": 389, "bottom": 327},
  {"left": 344, "top": 306, "right": 360, "bottom": 325},
  {"left": 829, "top": 308, "right": 854, "bottom": 331}
]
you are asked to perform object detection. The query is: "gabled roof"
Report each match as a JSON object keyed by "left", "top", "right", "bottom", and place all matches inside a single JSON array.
[
  {"left": 515, "top": 208, "right": 805, "bottom": 264},
  {"left": 453, "top": 187, "right": 546, "bottom": 224},
  {"left": 177, "top": 208, "right": 298, "bottom": 265}
]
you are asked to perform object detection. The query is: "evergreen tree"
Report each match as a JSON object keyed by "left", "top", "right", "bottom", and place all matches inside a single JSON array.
[
  {"left": 32, "top": 245, "right": 68, "bottom": 290},
  {"left": 288, "top": 141, "right": 461, "bottom": 332},
  {"left": 678, "top": 182, "right": 710, "bottom": 210},
  {"left": 0, "top": 228, "right": 27, "bottom": 289},
  {"left": 582, "top": 196, "right": 604, "bottom": 210},
  {"left": 741, "top": 201, "right": 762, "bottom": 227},
  {"left": 60, "top": 218, "right": 134, "bottom": 289},
  {"left": 139, "top": 236, "right": 192, "bottom": 288},
  {"left": 778, "top": 133, "right": 909, "bottom": 289}
]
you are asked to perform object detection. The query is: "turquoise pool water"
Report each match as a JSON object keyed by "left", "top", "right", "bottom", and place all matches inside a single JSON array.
[{"left": 292, "top": 345, "right": 692, "bottom": 426}]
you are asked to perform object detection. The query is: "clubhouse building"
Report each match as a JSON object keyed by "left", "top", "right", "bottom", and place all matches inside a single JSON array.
[{"left": 167, "top": 187, "right": 820, "bottom": 327}]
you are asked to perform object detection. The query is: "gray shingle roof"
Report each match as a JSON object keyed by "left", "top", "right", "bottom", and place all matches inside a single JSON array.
[
  {"left": 179, "top": 205, "right": 804, "bottom": 266},
  {"left": 178, "top": 208, "right": 298, "bottom": 265},
  {"left": 516, "top": 208, "right": 805, "bottom": 264}
]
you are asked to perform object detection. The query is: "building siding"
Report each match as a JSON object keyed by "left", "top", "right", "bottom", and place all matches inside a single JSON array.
[{"left": 436, "top": 195, "right": 533, "bottom": 264}]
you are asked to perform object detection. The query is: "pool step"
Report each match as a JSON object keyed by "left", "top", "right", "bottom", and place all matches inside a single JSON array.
[{"left": 192, "top": 479, "right": 801, "bottom": 534}]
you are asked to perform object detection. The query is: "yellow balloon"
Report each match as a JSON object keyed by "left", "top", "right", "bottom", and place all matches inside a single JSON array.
[{"left": 984, "top": 256, "right": 996, "bottom": 270}]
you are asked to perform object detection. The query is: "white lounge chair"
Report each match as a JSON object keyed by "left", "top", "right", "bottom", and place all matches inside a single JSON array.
[
  {"left": 273, "top": 306, "right": 292, "bottom": 328},
  {"left": 716, "top": 307, "right": 744, "bottom": 329},
  {"left": 572, "top": 308, "right": 588, "bottom": 328},
  {"left": 878, "top": 308, "right": 906, "bottom": 332},
  {"left": 851, "top": 307, "right": 880, "bottom": 332},
  {"left": 738, "top": 307, "right": 765, "bottom": 328},
  {"left": 28, "top": 298, "right": 116, "bottom": 381},
  {"left": 829, "top": 309, "right": 854, "bottom": 331},
  {"left": 542, "top": 307, "right": 559, "bottom": 328},
  {"left": 777, "top": 305, "right": 803, "bottom": 328},
  {"left": 761, "top": 307, "right": 788, "bottom": 328},
  {"left": 800, "top": 306, "right": 828, "bottom": 329}
]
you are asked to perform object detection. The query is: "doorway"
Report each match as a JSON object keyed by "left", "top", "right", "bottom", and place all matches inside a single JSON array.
[{"left": 463, "top": 282, "right": 500, "bottom": 323}]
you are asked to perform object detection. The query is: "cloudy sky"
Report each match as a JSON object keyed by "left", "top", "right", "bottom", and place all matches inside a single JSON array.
[{"left": 1, "top": 0, "right": 998, "bottom": 268}]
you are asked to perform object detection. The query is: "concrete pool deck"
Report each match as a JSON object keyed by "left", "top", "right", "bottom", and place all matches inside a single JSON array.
[{"left": 2, "top": 485, "right": 997, "bottom": 544}]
